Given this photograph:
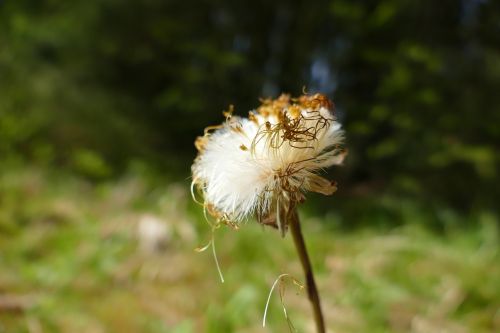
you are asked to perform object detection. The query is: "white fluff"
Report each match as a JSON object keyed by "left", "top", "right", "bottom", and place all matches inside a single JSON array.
[{"left": 192, "top": 94, "right": 345, "bottom": 227}]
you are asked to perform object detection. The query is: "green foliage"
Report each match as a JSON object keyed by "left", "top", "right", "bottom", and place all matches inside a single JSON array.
[
  {"left": 70, "top": 149, "right": 112, "bottom": 179},
  {"left": 1, "top": 4, "right": 498, "bottom": 331},
  {"left": 1, "top": 0, "right": 499, "bottom": 213},
  {"left": 0, "top": 168, "right": 498, "bottom": 332}
]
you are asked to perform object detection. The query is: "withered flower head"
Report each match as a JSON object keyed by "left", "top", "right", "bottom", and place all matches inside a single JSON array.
[{"left": 191, "top": 93, "right": 346, "bottom": 235}]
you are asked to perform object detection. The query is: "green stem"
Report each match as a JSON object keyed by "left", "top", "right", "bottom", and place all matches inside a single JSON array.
[{"left": 289, "top": 209, "right": 326, "bottom": 333}]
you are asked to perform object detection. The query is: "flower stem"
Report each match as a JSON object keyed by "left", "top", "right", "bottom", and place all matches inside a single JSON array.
[{"left": 289, "top": 209, "right": 326, "bottom": 333}]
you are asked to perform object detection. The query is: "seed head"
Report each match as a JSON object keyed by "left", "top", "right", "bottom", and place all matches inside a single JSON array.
[{"left": 191, "top": 93, "right": 346, "bottom": 235}]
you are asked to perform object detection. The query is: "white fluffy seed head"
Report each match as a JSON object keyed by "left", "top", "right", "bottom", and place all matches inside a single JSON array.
[{"left": 192, "top": 94, "right": 346, "bottom": 233}]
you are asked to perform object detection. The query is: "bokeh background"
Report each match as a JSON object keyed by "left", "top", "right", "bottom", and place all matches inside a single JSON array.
[{"left": 1, "top": 0, "right": 499, "bottom": 332}]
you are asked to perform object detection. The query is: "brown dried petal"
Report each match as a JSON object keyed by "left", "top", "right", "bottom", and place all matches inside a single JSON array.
[{"left": 308, "top": 174, "right": 338, "bottom": 196}]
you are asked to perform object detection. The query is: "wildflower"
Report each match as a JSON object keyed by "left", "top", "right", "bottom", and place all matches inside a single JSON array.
[{"left": 192, "top": 93, "right": 345, "bottom": 235}]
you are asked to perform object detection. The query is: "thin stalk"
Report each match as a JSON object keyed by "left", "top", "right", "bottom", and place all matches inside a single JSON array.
[{"left": 289, "top": 209, "right": 326, "bottom": 333}]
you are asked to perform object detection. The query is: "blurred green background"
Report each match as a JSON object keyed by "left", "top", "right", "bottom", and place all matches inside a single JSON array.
[{"left": 0, "top": 0, "right": 499, "bottom": 332}]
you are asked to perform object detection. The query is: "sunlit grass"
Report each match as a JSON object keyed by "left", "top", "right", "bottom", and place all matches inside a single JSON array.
[{"left": 0, "top": 167, "right": 498, "bottom": 332}]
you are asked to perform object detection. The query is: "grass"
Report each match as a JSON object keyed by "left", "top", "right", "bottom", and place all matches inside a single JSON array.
[{"left": 0, "top": 166, "right": 498, "bottom": 332}]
